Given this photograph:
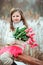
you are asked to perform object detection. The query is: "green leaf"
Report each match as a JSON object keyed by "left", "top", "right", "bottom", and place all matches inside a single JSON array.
[
  {"left": 19, "top": 27, "right": 26, "bottom": 33},
  {"left": 21, "top": 36, "right": 29, "bottom": 41},
  {"left": 13, "top": 27, "right": 20, "bottom": 36}
]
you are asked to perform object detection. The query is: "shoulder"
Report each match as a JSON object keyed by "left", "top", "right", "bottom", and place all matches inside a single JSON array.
[{"left": 5, "top": 23, "right": 12, "bottom": 33}]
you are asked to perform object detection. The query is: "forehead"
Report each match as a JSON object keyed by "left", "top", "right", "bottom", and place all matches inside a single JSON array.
[{"left": 12, "top": 11, "right": 21, "bottom": 16}]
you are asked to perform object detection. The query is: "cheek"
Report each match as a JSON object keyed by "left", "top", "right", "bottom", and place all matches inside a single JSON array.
[
  {"left": 12, "top": 17, "right": 15, "bottom": 21},
  {"left": 18, "top": 16, "right": 21, "bottom": 21}
]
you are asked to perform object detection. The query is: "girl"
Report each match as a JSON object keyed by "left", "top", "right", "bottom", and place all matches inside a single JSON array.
[
  {"left": 0, "top": 8, "right": 28, "bottom": 65},
  {"left": 4, "top": 8, "right": 28, "bottom": 46}
]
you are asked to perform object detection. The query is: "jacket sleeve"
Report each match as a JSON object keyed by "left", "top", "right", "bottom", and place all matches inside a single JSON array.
[{"left": 4, "top": 23, "right": 15, "bottom": 45}]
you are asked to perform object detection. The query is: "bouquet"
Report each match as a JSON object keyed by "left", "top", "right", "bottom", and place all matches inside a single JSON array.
[
  {"left": 13, "top": 26, "right": 38, "bottom": 48},
  {"left": 13, "top": 26, "right": 29, "bottom": 41}
]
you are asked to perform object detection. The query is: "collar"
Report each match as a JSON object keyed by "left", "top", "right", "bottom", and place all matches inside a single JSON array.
[{"left": 13, "top": 21, "right": 24, "bottom": 29}]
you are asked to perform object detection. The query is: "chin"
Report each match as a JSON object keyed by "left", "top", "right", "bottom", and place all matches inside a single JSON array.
[{"left": 14, "top": 21, "right": 20, "bottom": 23}]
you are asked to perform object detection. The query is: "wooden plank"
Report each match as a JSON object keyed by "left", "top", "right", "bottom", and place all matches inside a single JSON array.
[{"left": 17, "top": 54, "right": 43, "bottom": 65}]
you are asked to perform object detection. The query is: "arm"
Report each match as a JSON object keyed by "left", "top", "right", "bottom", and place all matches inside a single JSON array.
[{"left": 4, "top": 23, "right": 15, "bottom": 46}]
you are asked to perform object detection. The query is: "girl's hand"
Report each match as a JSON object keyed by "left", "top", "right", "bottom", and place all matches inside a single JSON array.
[
  {"left": 15, "top": 39, "right": 25, "bottom": 46},
  {"left": 6, "top": 42, "right": 16, "bottom": 46},
  {"left": 15, "top": 40, "right": 21, "bottom": 45}
]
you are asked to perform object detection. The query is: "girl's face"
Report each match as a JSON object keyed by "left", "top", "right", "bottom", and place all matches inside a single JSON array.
[{"left": 12, "top": 11, "right": 21, "bottom": 23}]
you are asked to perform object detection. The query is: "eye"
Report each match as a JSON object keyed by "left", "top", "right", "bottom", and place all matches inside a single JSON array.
[
  {"left": 16, "top": 15, "right": 19, "bottom": 17},
  {"left": 13, "top": 16, "right": 15, "bottom": 17}
]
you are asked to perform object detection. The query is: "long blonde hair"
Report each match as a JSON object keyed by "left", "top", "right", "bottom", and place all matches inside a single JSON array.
[{"left": 10, "top": 8, "right": 28, "bottom": 31}]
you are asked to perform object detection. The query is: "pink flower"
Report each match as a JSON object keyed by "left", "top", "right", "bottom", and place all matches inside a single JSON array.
[
  {"left": 31, "top": 38, "right": 36, "bottom": 42},
  {"left": 26, "top": 32, "right": 35, "bottom": 38},
  {"left": 30, "top": 43, "right": 38, "bottom": 48},
  {"left": 26, "top": 33, "right": 29, "bottom": 37},
  {"left": 25, "top": 27, "right": 38, "bottom": 49},
  {"left": 26, "top": 38, "right": 33, "bottom": 45},
  {"left": 25, "top": 27, "right": 33, "bottom": 33},
  {"left": 28, "top": 28, "right": 33, "bottom": 32},
  {"left": 25, "top": 28, "right": 29, "bottom": 33}
]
